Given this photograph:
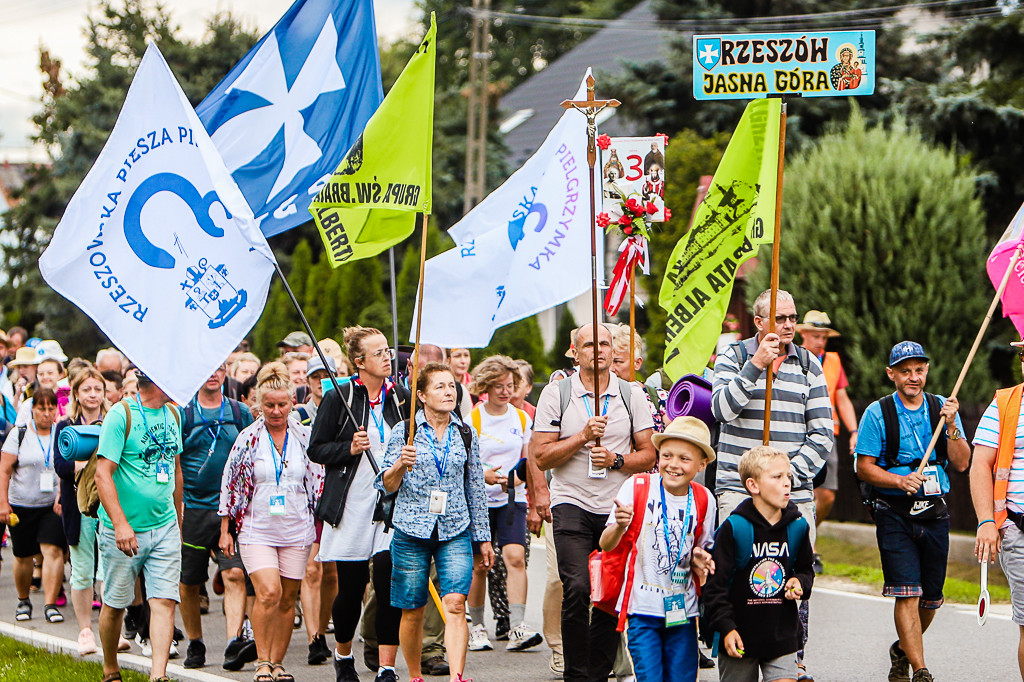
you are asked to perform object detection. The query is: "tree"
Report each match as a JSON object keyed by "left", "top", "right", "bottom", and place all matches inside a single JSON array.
[
  {"left": 548, "top": 308, "right": 578, "bottom": 372},
  {"left": 744, "top": 109, "right": 994, "bottom": 403},
  {"left": 477, "top": 316, "right": 550, "bottom": 378},
  {"left": 0, "top": 1, "right": 259, "bottom": 358}
]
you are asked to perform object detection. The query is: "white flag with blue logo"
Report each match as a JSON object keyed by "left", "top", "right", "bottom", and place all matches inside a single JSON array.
[
  {"left": 197, "top": 0, "right": 383, "bottom": 238},
  {"left": 39, "top": 43, "right": 276, "bottom": 405},
  {"left": 413, "top": 72, "right": 598, "bottom": 347}
]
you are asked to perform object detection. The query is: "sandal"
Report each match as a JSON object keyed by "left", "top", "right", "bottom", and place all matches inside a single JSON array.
[
  {"left": 272, "top": 664, "right": 295, "bottom": 681},
  {"left": 101, "top": 674, "right": 122, "bottom": 682},
  {"left": 15, "top": 599, "right": 31, "bottom": 622},
  {"left": 253, "top": 661, "right": 274, "bottom": 682},
  {"left": 44, "top": 604, "right": 64, "bottom": 623}
]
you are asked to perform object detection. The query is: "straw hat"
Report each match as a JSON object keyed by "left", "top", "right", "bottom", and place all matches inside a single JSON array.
[
  {"left": 652, "top": 416, "right": 716, "bottom": 462},
  {"left": 795, "top": 310, "right": 840, "bottom": 338},
  {"left": 564, "top": 327, "right": 579, "bottom": 358},
  {"left": 8, "top": 346, "right": 40, "bottom": 367}
]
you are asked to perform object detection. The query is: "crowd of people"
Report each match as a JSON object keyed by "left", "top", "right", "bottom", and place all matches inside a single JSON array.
[{"left": 1, "top": 290, "right": 1024, "bottom": 682}]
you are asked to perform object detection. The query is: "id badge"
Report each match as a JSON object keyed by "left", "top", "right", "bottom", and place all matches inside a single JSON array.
[
  {"left": 155, "top": 461, "right": 171, "bottom": 484},
  {"left": 922, "top": 466, "right": 941, "bottom": 497},
  {"left": 428, "top": 490, "right": 448, "bottom": 515},
  {"left": 588, "top": 460, "right": 607, "bottom": 480},
  {"left": 269, "top": 494, "right": 286, "bottom": 515},
  {"left": 671, "top": 567, "right": 689, "bottom": 585},
  {"left": 39, "top": 472, "right": 55, "bottom": 493},
  {"left": 664, "top": 594, "right": 688, "bottom": 627}
]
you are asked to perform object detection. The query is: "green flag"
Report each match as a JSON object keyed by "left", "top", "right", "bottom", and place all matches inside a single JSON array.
[
  {"left": 659, "top": 98, "right": 781, "bottom": 380},
  {"left": 310, "top": 14, "right": 435, "bottom": 267}
]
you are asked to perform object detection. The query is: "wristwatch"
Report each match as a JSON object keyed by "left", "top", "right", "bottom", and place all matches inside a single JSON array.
[
  {"left": 947, "top": 425, "right": 962, "bottom": 441},
  {"left": 610, "top": 454, "right": 625, "bottom": 470}
]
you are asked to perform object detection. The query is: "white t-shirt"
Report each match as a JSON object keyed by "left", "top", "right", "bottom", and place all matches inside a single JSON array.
[
  {"left": 2, "top": 423, "right": 59, "bottom": 508},
  {"left": 474, "top": 405, "right": 531, "bottom": 507},
  {"left": 238, "top": 429, "right": 316, "bottom": 547},
  {"left": 974, "top": 398, "right": 1024, "bottom": 528},
  {"left": 605, "top": 474, "right": 716, "bottom": 619},
  {"left": 318, "top": 401, "right": 393, "bottom": 561}
]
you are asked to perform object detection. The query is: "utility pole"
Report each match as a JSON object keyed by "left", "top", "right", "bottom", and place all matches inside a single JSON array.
[{"left": 464, "top": 0, "right": 491, "bottom": 213}]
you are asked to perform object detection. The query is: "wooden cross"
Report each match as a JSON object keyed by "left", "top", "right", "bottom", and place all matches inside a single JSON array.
[{"left": 561, "top": 74, "right": 620, "bottom": 167}]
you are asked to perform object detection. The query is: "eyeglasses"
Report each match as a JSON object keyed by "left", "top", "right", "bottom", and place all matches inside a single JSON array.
[
  {"left": 757, "top": 313, "right": 798, "bottom": 325},
  {"left": 358, "top": 348, "right": 396, "bottom": 361}
]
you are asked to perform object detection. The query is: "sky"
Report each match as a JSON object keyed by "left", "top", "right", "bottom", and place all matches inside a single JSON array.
[{"left": 0, "top": 0, "right": 419, "bottom": 162}]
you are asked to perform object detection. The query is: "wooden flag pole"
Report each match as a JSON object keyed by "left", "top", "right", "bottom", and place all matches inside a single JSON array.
[
  {"left": 561, "top": 74, "right": 620, "bottom": 437},
  {"left": 762, "top": 99, "right": 788, "bottom": 446},
  {"left": 629, "top": 269, "right": 637, "bottom": 382},
  {"left": 910, "top": 241, "right": 1024, "bottom": 482},
  {"left": 388, "top": 247, "right": 401, "bottom": 387},
  {"left": 406, "top": 215, "right": 430, "bottom": 451}
]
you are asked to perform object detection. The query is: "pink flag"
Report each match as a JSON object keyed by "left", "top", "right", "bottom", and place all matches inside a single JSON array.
[{"left": 987, "top": 201, "right": 1024, "bottom": 336}]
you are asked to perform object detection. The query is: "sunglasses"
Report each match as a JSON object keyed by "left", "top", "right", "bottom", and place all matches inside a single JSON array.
[{"left": 758, "top": 314, "right": 798, "bottom": 325}]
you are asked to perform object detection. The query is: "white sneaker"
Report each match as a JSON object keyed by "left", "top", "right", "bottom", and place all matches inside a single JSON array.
[
  {"left": 468, "top": 623, "right": 492, "bottom": 651},
  {"left": 169, "top": 640, "right": 179, "bottom": 659},
  {"left": 135, "top": 634, "right": 153, "bottom": 657},
  {"left": 77, "top": 628, "right": 98, "bottom": 656},
  {"left": 506, "top": 623, "right": 543, "bottom": 651},
  {"left": 550, "top": 651, "right": 564, "bottom": 675}
]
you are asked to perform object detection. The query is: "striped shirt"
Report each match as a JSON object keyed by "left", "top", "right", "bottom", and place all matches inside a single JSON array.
[
  {"left": 973, "top": 398, "right": 1024, "bottom": 520},
  {"left": 711, "top": 336, "right": 834, "bottom": 502}
]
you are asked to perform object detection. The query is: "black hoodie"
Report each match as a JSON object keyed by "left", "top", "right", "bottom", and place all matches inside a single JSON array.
[{"left": 702, "top": 498, "right": 814, "bottom": 660}]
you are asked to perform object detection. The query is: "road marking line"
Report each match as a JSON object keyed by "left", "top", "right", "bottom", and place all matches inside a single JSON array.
[
  {"left": 815, "top": 587, "right": 1013, "bottom": 622},
  {"left": 0, "top": 620, "right": 235, "bottom": 681}
]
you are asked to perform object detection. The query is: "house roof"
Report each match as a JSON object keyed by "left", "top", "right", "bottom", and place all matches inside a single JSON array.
[{"left": 496, "top": 0, "right": 674, "bottom": 167}]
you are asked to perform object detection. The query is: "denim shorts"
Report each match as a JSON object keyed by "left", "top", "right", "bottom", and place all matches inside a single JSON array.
[
  {"left": 390, "top": 527, "right": 472, "bottom": 609},
  {"left": 874, "top": 505, "right": 949, "bottom": 608},
  {"left": 99, "top": 520, "right": 182, "bottom": 609}
]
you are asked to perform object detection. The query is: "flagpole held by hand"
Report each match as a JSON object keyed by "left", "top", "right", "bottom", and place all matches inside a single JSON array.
[
  {"left": 406, "top": 216, "right": 431, "bottom": 469},
  {"left": 911, "top": 240, "right": 1024, "bottom": 486},
  {"left": 762, "top": 99, "right": 788, "bottom": 446}
]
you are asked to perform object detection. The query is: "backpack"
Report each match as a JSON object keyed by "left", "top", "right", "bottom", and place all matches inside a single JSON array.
[
  {"left": 707, "top": 512, "right": 808, "bottom": 654},
  {"left": 77, "top": 399, "right": 181, "bottom": 518},
  {"left": 555, "top": 375, "right": 637, "bottom": 430},
  {"left": 182, "top": 397, "right": 244, "bottom": 450},
  {"left": 589, "top": 474, "right": 710, "bottom": 632},
  {"left": 469, "top": 404, "right": 528, "bottom": 436}
]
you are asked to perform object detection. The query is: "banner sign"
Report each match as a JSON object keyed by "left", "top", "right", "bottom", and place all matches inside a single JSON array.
[
  {"left": 601, "top": 136, "right": 666, "bottom": 222},
  {"left": 659, "top": 98, "right": 781, "bottom": 379},
  {"left": 693, "top": 31, "right": 875, "bottom": 100},
  {"left": 40, "top": 44, "right": 276, "bottom": 406}
]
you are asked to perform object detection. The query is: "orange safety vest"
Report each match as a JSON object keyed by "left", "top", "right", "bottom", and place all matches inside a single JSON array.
[
  {"left": 821, "top": 352, "right": 843, "bottom": 435},
  {"left": 993, "top": 383, "right": 1024, "bottom": 528}
]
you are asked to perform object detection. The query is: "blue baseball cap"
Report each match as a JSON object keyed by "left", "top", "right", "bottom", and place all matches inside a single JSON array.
[{"left": 888, "top": 341, "right": 929, "bottom": 367}]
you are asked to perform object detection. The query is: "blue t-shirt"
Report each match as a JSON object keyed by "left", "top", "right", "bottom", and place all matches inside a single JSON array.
[
  {"left": 855, "top": 392, "right": 964, "bottom": 497},
  {"left": 180, "top": 399, "right": 253, "bottom": 509}
]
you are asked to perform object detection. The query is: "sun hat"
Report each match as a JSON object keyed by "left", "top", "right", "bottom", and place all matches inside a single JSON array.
[
  {"left": 795, "top": 310, "right": 840, "bottom": 338},
  {"left": 651, "top": 416, "right": 716, "bottom": 463},
  {"left": 35, "top": 340, "right": 68, "bottom": 363},
  {"left": 888, "top": 340, "right": 929, "bottom": 367},
  {"left": 8, "top": 347, "right": 40, "bottom": 367},
  {"left": 277, "top": 331, "right": 313, "bottom": 348}
]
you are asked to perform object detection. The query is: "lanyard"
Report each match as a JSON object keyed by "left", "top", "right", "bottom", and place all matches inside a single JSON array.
[
  {"left": 369, "top": 386, "right": 386, "bottom": 445},
  {"left": 267, "top": 427, "right": 289, "bottom": 486},
  {"left": 34, "top": 425, "right": 52, "bottom": 469},
  {"left": 660, "top": 479, "right": 693, "bottom": 571},
  {"left": 583, "top": 394, "right": 612, "bottom": 419},
  {"left": 893, "top": 394, "right": 929, "bottom": 459},
  {"left": 136, "top": 397, "right": 171, "bottom": 455},
  {"left": 425, "top": 423, "right": 452, "bottom": 479}
]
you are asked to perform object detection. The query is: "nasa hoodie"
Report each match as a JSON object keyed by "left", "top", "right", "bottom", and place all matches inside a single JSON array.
[{"left": 702, "top": 498, "right": 814, "bottom": 660}]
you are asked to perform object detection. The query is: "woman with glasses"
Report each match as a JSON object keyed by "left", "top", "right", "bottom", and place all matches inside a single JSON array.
[
  {"left": 309, "top": 325, "right": 409, "bottom": 682},
  {"left": 0, "top": 387, "right": 68, "bottom": 624}
]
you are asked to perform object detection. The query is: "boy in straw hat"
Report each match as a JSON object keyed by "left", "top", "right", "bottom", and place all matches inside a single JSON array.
[{"left": 600, "top": 416, "right": 717, "bottom": 681}]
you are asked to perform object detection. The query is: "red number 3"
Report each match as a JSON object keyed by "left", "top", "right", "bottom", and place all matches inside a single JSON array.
[{"left": 625, "top": 154, "right": 643, "bottom": 181}]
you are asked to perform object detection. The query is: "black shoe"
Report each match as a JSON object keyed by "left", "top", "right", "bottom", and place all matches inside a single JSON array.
[
  {"left": 421, "top": 654, "right": 450, "bottom": 676},
  {"left": 812, "top": 553, "right": 824, "bottom": 575},
  {"left": 184, "top": 639, "right": 206, "bottom": 669},
  {"left": 698, "top": 649, "right": 715, "bottom": 669},
  {"left": 375, "top": 668, "right": 399, "bottom": 682},
  {"left": 333, "top": 655, "right": 359, "bottom": 682},
  {"left": 363, "top": 646, "right": 380, "bottom": 672},
  {"left": 123, "top": 610, "right": 138, "bottom": 641},
  {"left": 223, "top": 636, "right": 257, "bottom": 671},
  {"left": 308, "top": 633, "right": 330, "bottom": 665},
  {"left": 495, "top": 616, "right": 510, "bottom": 641},
  {"left": 173, "top": 626, "right": 184, "bottom": 642}
]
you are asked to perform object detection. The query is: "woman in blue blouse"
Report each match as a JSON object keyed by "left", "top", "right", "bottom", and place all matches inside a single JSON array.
[{"left": 379, "top": 362, "right": 493, "bottom": 682}]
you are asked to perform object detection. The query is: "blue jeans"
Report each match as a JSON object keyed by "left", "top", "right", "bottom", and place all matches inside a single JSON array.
[
  {"left": 390, "top": 528, "right": 473, "bottom": 609},
  {"left": 626, "top": 615, "right": 698, "bottom": 682}
]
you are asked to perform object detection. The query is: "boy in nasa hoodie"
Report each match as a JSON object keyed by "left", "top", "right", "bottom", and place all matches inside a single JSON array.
[{"left": 703, "top": 446, "right": 815, "bottom": 682}]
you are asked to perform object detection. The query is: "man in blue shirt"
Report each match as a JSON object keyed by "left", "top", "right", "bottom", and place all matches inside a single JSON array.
[{"left": 855, "top": 341, "right": 970, "bottom": 682}]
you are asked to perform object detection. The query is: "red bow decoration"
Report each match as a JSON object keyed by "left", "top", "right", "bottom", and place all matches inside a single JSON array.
[{"left": 603, "top": 235, "right": 648, "bottom": 316}]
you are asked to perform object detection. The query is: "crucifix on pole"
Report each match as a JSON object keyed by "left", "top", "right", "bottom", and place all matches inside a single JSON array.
[{"left": 561, "top": 73, "right": 619, "bottom": 454}]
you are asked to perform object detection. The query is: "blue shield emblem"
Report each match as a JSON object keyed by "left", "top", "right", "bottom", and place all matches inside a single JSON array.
[{"left": 696, "top": 37, "right": 722, "bottom": 71}]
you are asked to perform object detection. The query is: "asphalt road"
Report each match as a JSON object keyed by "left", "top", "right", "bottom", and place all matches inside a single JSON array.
[{"left": 1, "top": 540, "right": 1021, "bottom": 681}]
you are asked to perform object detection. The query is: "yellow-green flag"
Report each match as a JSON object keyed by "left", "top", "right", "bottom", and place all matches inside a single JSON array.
[
  {"left": 659, "top": 98, "right": 781, "bottom": 380},
  {"left": 309, "top": 14, "right": 435, "bottom": 267}
]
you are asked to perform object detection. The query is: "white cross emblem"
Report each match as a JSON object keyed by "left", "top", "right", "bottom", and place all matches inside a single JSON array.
[{"left": 699, "top": 43, "right": 720, "bottom": 66}]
